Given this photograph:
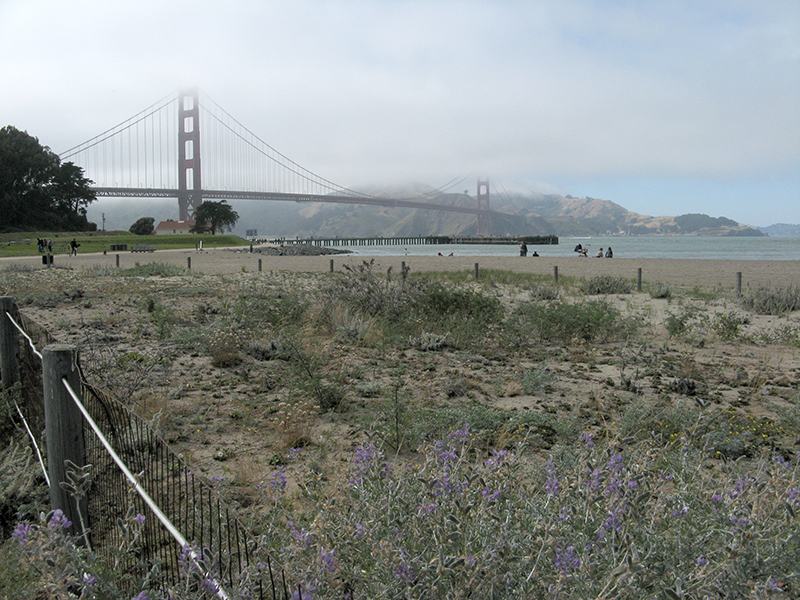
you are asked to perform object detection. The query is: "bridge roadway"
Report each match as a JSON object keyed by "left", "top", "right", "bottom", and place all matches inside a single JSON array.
[
  {"left": 270, "top": 235, "right": 559, "bottom": 247},
  {"left": 93, "top": 188, "right": 500, "bottom": 216}
]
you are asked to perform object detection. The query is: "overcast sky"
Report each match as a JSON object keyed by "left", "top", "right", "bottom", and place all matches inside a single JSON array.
[{"left": 1, "top": 0, "right": 798, "bottom": 226}]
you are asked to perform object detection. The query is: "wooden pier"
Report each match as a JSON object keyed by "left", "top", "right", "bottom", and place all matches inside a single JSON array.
[{"left": 268, "top": 235, "right": 558, "bottom": 247}]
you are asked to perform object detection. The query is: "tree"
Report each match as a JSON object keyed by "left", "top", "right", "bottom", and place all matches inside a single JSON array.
[
  {"left": 0, "top": 125, "right": 96, "bottom": 231},
  {"left": 190, "top": 200, "right": 239, "bottom": 235},
  {"left": 129, "top": 216, "right": 155, "bottom": 235}
]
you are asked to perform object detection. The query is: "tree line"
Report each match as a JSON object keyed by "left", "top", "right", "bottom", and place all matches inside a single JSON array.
[{"left": 0, "top": 126, "right": 96, "bottom": 232}]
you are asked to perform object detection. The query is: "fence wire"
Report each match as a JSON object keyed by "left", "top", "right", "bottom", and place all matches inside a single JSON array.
[{"left": 4, "top": 305, "right": 304, "bottom": 599}]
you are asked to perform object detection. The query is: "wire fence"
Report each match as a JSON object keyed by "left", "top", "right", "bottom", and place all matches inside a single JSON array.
[{"left": 2, "top": 300, "right": 309, "bottom": 599}]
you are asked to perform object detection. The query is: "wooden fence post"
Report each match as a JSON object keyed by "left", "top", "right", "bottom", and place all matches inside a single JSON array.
[
  {"left": 736, "top": 272, "right": 742, "bottom": 296},
  {"left": 0, "top": 297, "right": 20, "bottom": 389},
  {"left": 553, "top": 266, "right": 559, "bottom": 284},
  {"left": 43, "top": 344, "right": 87, "bottom": 540},
  {"left": 637, "top": 268, "right": 643, "bottom": 292},
  {"left": 330, "top": 259, "right": 334, "bottom": 273},
  {"left": 474, "top": 263, "right": 479, "bottom": 280},
  {"left": 187, "top": 257, "right": 191, "bottom": 270},
  {"left": 258, "top": 258, "right": 262, "bottom": 273}
]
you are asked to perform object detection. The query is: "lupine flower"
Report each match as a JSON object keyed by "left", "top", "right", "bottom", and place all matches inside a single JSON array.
[
  {"left": 133, "top": 513, "right": 146, "bottom": 525},
  {"left": 545, "top": 460, "right": 559, "bottom": 497},
  {"left": 48, "top": 509, "right": 72, "bottom": 530},
  {"left": 320, "top": 548, "right": 335, "bottom": 573},
  {"left": 554, "top": 545, "right": 580, "bottom": 575},
  {"left": 396, "top": 563, "right": 414, "bottom": 584},
  {"left": 270, "top": 468, "right": 287, "bottom": 494},
  {"left": 12, "top": 522, "right": 30, "bottom": 546}
]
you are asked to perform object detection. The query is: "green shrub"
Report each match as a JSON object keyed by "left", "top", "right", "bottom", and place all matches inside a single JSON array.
[
  {"left": 506, "top": 299, "right": 638, "bottom": 345},
  {"left": 739, "top": 285, "right": 800, "bottom": 315},
  {"left": 648, "top": 283, "right": 673, "bottom": 299},
  {"left": 579, "top": 275, "right": 633, "bottom": 295}
]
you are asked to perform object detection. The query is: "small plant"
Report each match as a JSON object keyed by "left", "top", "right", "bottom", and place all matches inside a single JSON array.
[
  {"left": 579, "top": 275, "right": 633, "bottom": 295},
  {"left": 207, "top": 327, "right": 242, "bottom": 367},
  {"left": 506, "top": 299, "right": 638, "bottom": 345},
  {"left": 274, "top": 396, "right": 316, "bottom": 449},
  {"left": 409, "top": 332, "right": 449, "bottom": 351},
  {"left": 711, "top": 310, "right": 749, "bottom": 341},
  {"left": 649, "top": 283, "right": 673, "bottom": 299},
  {"left": 664, "top": 304, "right": 707, "bottom": 338},
  {"left": 739, "top": 284, "right": 800, "bottom": 315},
  {"left": 521, "top": 363, "right": 555, "bottom": 394}
]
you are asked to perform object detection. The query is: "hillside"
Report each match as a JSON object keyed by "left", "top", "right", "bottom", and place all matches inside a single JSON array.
[{"left": 87, "top": 186, "right": 765, "bottom": 239}]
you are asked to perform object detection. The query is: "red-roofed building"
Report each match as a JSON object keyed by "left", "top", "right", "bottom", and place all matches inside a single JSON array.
[{"left": 155, "top": 220, "right": 195, "bottom": 235}]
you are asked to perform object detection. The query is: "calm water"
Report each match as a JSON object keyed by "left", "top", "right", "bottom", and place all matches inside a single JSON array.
[{"left": 335, "top": 236, "right": 800, "bottom": 261}]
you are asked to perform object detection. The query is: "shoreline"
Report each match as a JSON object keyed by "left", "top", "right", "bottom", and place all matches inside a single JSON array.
[{"left": 1, "top": 248, "right": 798, "bottom": 290}]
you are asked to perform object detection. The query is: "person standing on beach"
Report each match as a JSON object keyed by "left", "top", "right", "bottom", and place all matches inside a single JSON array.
[
  {"left": 605, "top": 247, "right": 613, "bottom": 258},
  {"left": 70, "top": 238, "right": 78, "bottom": 256}
]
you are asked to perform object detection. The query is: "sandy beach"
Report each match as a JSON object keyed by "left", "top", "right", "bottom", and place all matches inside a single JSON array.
[{"left": 3, "top": 247, "right": 799, "bottom": 291}]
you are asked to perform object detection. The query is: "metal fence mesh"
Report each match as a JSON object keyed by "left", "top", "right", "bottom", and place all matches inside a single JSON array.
[{"left": 7, "top": 306, "right": 302, "bottom": 599}]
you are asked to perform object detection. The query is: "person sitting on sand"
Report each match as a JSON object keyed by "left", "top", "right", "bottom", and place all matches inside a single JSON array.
[
  {"left": 605, "top": 247, "right": 613, "bottom": 258},
  {"left": 578, "top": 247, "right": 588, "bottom": 257},
  {"left": 595, "top": 248, "right": 604, "bottom": 258},
  {"left": 532, "top": 251, "right": 539, "bottom": 257}
]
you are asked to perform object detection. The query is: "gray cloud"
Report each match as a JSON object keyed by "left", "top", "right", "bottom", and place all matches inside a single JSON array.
[{"left": 1, "top": 0, "right": 797, "bottom": 224}]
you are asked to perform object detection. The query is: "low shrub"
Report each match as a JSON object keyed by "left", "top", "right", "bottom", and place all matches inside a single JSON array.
[
  {"left": 648, "top": 283, "right": 672, "bottom": 299},
  {"left": 269, "top": 431, "right": 800, "bottom": 599},
  {"left": 579, "top": 275, "right": 633, "bottom": 295},
  {"left": 506, "top": 299, "right": 639, "bottom": 345},
  {"left": 739, "top": 285, "right": 800, "bottom": 315}
]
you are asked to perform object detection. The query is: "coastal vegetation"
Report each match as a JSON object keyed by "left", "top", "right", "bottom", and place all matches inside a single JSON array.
[{"left": 1, "top": 261, "right": 799, "bottom": 597}]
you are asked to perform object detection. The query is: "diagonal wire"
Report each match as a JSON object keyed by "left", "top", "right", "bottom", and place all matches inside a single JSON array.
[
  {"left": 5, "top": 311, "right": 43, "bottom": 360},
  {"left": 13, "top": 400, "right": 50, "bottom": 487}
]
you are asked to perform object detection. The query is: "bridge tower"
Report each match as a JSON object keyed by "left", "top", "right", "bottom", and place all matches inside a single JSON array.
[
  {"left": 476, "top": 178, "right": 490, "bottom": 236},
  {"left": 178, "top": 89, "right": 202, "bottom": 221}
]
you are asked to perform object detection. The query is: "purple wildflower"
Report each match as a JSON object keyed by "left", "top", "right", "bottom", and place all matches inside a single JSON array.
[
  {"left": 554, "top": 545, "right": 580, "bottom": 575},
  {"left": 131, "top": 592, "right": 150, "bottom": 600},
  {"left": 320, "top": 548, "right": 335, "bottom": 573},
  {"left": 133, "top": 513, "right": 146, "bottom": 525},
  {"left": 48, "top": 509, "right": 72, "bottom": 530},
  {"left": 607, "top": 454, "right": 624, "bottom": 473},
  {"left": 581, "top": 431, "right": 595, "bottom": 448},
  {"left": 545, "top": 460, "right": 559, "bottom": 497},
  {"left": 482, "top": 487, "right": 501, "bottom": 504},
  {"left": 449, "top": 423, "right": 471, "bottom": 443},
  {"left": 396, "top": 563, "right": 414, "bottom": 584},
  {"left": 270, "top": 468, "right": 287, "bottom": 494},
  {"left": 484, "top": 449, "right": 509, "bottom": 471},
  {"left": 11, "top": 522, "right": 30, "bottom": 546},
  {"left": 287, "top": 522, "right": 312, "bottom": 548},
  {"left": 417, "top": 503, "right": 436, "bottom": 516}
]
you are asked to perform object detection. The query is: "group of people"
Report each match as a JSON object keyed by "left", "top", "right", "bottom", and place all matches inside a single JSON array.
[
  {"left": 574, "top": 243, "right": 612, "bottom": 258},
  {"left": 518, "top": 243, "right": 540, "bottom": 257},
  {"left": 36, "top": 237, "right": 80, "bottom": 255},
  {"left": 36, "top": 238, "right": 53, "bottom": 254}
]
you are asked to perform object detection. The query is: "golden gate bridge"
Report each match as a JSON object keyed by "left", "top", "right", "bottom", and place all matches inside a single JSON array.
[{"left": 59, "top": 89, "right": 508, "bottom": 235}]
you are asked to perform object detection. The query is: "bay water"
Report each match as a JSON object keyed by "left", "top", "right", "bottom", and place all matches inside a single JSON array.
[{"left": 336, "top": 236, "right": 800, "bottom": 261}]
